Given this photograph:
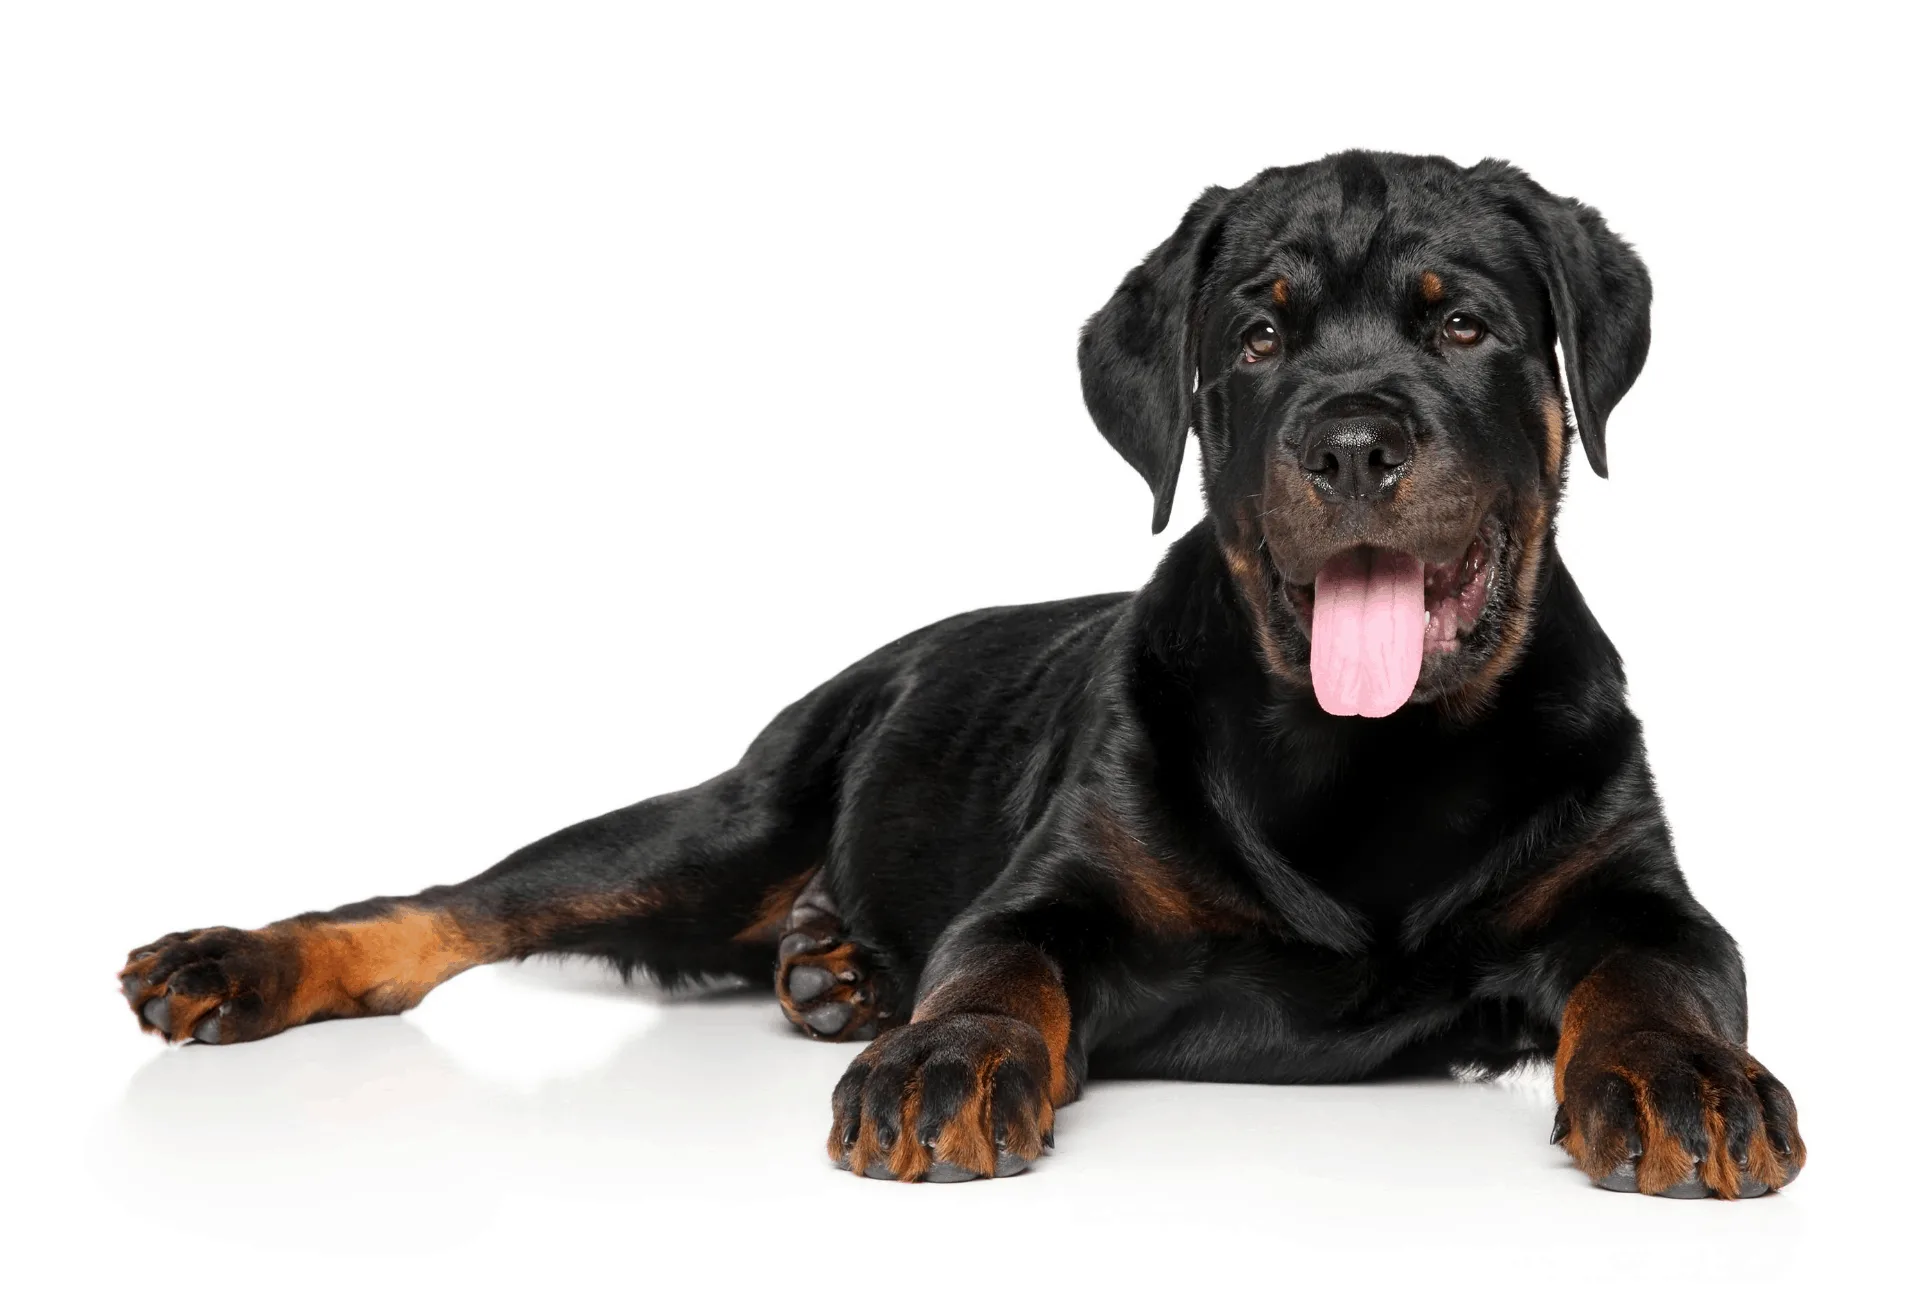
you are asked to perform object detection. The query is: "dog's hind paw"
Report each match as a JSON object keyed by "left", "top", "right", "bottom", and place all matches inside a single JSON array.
[
  {"left": 778, "top": 931, "right": 883, "bottom": 1040},
  {"left": 119, "top": 927, "right": 301, "bottom": 1045},
  {"left": 772, "top": 871, "right": 890, "bottom": 1040}
]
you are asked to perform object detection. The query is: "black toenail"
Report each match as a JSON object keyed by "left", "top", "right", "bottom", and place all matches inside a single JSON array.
[{"left": 143, "top": 998, "right": 171, "bottom": 1032}]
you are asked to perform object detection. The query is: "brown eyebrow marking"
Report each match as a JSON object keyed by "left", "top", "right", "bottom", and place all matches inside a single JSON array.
[
  {"left": 1271, "top": 277, "right": 1289, "bottom": 306},
  {"left": 1420, "top": 271, "right": 1445, "bottom": 303}
]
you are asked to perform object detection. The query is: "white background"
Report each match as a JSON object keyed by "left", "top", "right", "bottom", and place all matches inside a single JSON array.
[{"left": 3, "top": 3, "right": 1913, "bottom": 1295}]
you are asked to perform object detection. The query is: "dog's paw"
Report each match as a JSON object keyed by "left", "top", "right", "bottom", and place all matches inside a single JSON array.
[
  {"left": 1555, "top": 1030, "right": 1806, "bottom": 1198},
  {"left": 119, "top": 927, "right": 302, "bottom": 1045},
  {"left": 827, "top": 1012, "right": 1053, "bottom": 1182},
  {"left": 778, "top": 930, "right": 886, "bottom": 1041}
]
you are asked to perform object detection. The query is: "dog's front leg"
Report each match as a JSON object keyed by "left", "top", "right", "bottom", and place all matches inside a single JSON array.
[
  {"left": 828, "top": 930, "right": 1074, "bottom": 1182},
  {"left": 1547, "top": 947, "right": 1807, "bottom": 1198},
  {"left": 1497, "top": 785, "right": 1809, "bottom": 1198}
]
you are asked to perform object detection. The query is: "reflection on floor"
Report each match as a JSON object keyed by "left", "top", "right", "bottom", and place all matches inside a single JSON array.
[{"left": 77, "top": 957, "right": 1810, "bottom": 1290}]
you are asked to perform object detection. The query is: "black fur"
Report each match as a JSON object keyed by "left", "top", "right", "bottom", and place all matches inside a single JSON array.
[{"left": 120, "top": 151, "right": 1802, "bottom": 1197}]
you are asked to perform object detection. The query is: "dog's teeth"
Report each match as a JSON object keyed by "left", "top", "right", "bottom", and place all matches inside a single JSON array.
[{"left": 1424, "top": 609, "right": 1432, "bottom": 627}]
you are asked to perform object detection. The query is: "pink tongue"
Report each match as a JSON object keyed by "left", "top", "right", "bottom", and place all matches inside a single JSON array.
[{"left": 1310, "top": 548, "right": 1425, "bottom": 717}]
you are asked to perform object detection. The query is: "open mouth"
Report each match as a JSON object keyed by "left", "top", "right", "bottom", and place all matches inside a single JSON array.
[
  {"left": 1283, "top": 518, "right": 1501, "bottom": 717},
  {"left": 1417, "top": 524, "right": 1497, "bottom": 651}
]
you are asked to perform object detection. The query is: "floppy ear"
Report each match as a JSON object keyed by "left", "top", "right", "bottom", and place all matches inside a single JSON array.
[
  {"left": 1078, "top": 186, "right": 1233, "bottom": 532},
  {"left": 1481, "top": 165, "right": 1652, "bottom": 477}
]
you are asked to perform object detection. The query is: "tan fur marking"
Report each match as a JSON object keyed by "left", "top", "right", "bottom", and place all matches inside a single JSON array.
[
  {"left": 276, "top": 908, "right": 499, "bottom": 1023},
  {"left": 1445, "top": 496, "right": 1549, "bottom": 720},
  {"left": 1271, "top": 277, "right": 1289, "bottom": 306},
  {"left": 1743, "top": 1126, "right": 1790, "bottom": 1189},
  {"left": 777, "top": 940, "right": 879, "bottom": 1039},
  {"left": 929, "top": 1050, "right": 1005, "bottom": 1176},
  {"left": 1555, "top": 969, "right": 1645, "bottom": 1185},
  {"left": 1696, "top": 1082, "right": 1743, "bottom": 1199},
  {"left": 1561, "top": 1118, "right": 1591, "bottom": 1169},
  {"left": 1220, "top": 518, "right": 1310, "bottom": 688},
  {"left": 1542, "top": 396, "right": 1566, "bottom": 483},
  {"left": 848, "top": 1071, "right": 927, "bottom": 1179},
  {"left": 1626, "top": 1073, "right": 1697, "bottom": 1194},
  {"left": 158, "top": 989, "right": 226, "bottom": 1043},
  {"left": 1553, "top": 972, "right": 1594, "bottom": 1105},
  {"left": 847, "top": 1097, "right": 883, "bottom": 1175},
  {"left": 1744, "top": 1058, "right": 1810, "bottom": 1176},
  {"left": 1554, "top": 962, "right": 1806, "bottom": 1198},
  {"left": 888, "top": 1079, "right": 932, "bottom": 1180},
  {"left": 1502, "top": 819, "right": 1631, "bottom": 933},
  {"left": 1093, "top": 815, "right": 1207, "bottom": 934},
  {"left": 1419, "top": 270, "right": 1444, "bottom": 303},
  {"left": 917, "top": 955, "right": 1074, "bottom": 1105},
  {"left": 732, "top": 868, "right": 816, "bottom": 944},
  {"left": 1092, "top": 809, "right": 1265, "bottom": 937}
]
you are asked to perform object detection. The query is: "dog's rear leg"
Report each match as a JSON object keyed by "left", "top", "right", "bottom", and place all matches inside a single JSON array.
[{"left": 120, "top": 689, "right": 861, "bottom": 1045}]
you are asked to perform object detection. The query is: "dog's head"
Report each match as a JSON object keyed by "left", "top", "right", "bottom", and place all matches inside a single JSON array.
[{"left": 1080, "top": 151, "right": 1650, "bottom": 717}]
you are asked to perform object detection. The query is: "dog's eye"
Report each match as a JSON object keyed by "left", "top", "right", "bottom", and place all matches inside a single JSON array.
[
  {"left": 1443, "top": 313, "right": 1486, "bottom": 346},
  {"left": 1242, "top": 324, "right": 1279, "bottom": 362}
]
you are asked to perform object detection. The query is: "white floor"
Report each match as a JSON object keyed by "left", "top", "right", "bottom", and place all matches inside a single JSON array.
[{"left": 17, "top": 955, "right": 1888, "bottom": 1297}]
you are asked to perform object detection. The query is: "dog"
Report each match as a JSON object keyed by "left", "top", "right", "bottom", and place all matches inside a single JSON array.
[{"left": 119, "top": 150, "right": 1805, "bottom": 1198}]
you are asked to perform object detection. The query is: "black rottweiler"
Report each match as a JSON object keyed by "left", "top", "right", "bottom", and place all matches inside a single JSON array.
[{"left": 120, "top": 150, "right": 1805, "bottom": 1198}]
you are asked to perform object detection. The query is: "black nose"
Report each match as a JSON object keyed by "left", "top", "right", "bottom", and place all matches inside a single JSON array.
[{"left": 1300, "top": 414, "right": 1414, "bottom": 500}]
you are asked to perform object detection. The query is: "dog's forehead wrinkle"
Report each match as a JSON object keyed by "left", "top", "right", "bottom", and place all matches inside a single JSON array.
[
  {"left": 1219, "top": 165, "right": 1532, "bottom": 315},
  {"left": 1227, "top": 238, "right": 1478, "bottom": 317}
]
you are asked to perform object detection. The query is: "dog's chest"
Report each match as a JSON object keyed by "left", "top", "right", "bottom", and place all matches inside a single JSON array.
[
  {"left": 1088, "top": 929, "right": 1485, "bottom": 1084},
  {"left": 1260, "top": 750, "right": 1514, "bottom": 919}
]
